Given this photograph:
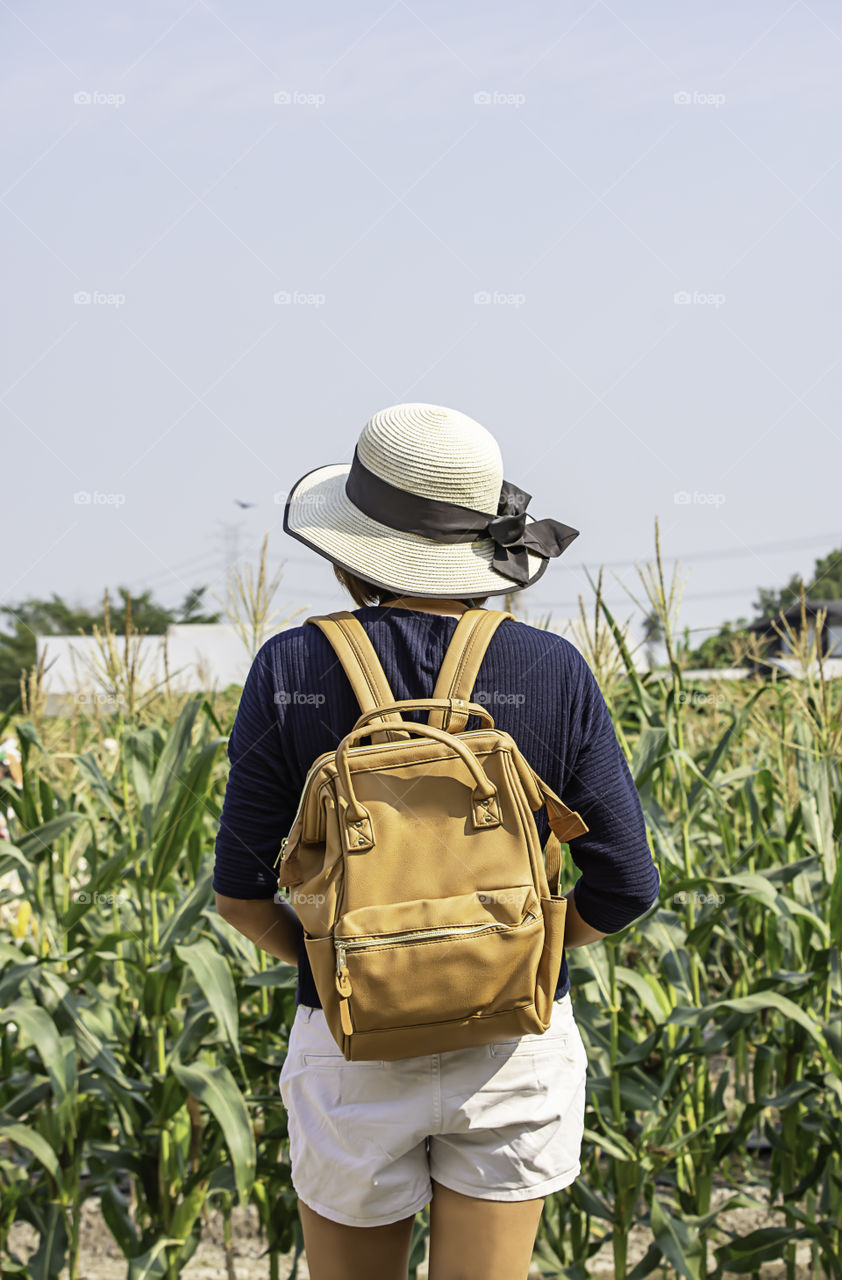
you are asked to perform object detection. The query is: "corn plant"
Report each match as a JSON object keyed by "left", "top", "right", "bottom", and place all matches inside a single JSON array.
[
  {"left": 533, "top": 524, "right": 842, "bottom": 1279},
  {"left": 1, "top": 524, "right": 840, "bottom": 1278},
  {"left": 0, "top": 684, "right": 302, "bottom": 1280},
  {"left": 211, "top": 533, "right": 308, "bottom": 662}
]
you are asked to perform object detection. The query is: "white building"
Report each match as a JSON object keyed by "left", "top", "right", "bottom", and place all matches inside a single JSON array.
[{"left": 35, "top": 623, "right": 260, "bottom": 717}]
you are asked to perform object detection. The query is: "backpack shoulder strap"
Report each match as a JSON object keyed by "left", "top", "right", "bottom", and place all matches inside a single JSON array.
[
  {"left": 305, "top": 612, "right": 411, "bottom": 744},
  {"left": 428, "top": 608, "right": 515, "bottom": 733},
  {"left": 538, "top": 777, "right": 589, "bottom": 895}
]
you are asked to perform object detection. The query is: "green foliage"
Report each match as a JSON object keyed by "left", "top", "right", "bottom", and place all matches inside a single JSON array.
[
  {"left": 685, "top": 618, "right": 753, "bottom": 670},
  {"left": 1, "top": 540, "right": 840, "bottom": 1277},
  {"left": 530, "top": 533, "right": 842, "bottom": 1279},
  {"left": 0, "top": 691, "right": 297, "bottom": 1280}
]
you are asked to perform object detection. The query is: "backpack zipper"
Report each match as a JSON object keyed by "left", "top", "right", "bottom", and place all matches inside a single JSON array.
[{"left": 334, "top": 913, "right": 539, "bottom": 996}]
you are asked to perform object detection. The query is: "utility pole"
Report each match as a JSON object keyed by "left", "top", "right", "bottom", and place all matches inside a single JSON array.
[{"left": 214, "top": 521, "right": 243, "bottom": 581}]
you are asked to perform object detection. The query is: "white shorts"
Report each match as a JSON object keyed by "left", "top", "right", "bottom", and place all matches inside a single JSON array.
[{"left": 278, "top": 993, "right": 588, "bottom": 1227}]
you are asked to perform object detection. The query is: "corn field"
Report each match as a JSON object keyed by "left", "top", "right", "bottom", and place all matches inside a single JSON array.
[{"left": 1, "top": 549, "right": 840, "bottom": 1279}]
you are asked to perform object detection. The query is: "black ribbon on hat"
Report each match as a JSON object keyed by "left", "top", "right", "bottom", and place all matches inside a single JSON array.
[{"left": 344, "top": 446, "right": 579, "bottom": 586}]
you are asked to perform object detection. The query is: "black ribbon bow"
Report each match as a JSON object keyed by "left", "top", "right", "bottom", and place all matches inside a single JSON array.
[{"left": 484, "top": 481, "right": 580, "bottom": 585}]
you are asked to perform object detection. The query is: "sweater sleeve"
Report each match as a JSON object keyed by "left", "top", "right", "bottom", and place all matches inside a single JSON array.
[
  {"left": 212, "top": 639, "right": 300, "bottom": 900},
  {"left": 561, "top": 650, "right": 660, "bottom": 934}
]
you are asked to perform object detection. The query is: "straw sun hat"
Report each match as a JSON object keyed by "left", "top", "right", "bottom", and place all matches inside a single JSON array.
[{"left": 282, "top": 403, "right": 580, "bottom": 599}]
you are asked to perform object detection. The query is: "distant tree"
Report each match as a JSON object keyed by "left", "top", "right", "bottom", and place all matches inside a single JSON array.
[
  {"left": 684, "top": 543, "right": 842, "bottom": 669},
  {"left": 753, "top": 544, "right": 842, "bottom": 617},
  {"left": 686, "top": 618, "right": 753, "bottom": 669},
  {"left": 0, "top": 594, "right": 118, "bottom": 709},
  {"left": 803, "top": 546, "right": 842, "bottom": 600},
  {"left": 753, "top": 575, "right": 804, "bottom": 619},
  {"left": 0, "top": 582, "right": 222, "bottom": 709},
  {"left": 175, "top": 586, "right": 224, "bottom": 624}
]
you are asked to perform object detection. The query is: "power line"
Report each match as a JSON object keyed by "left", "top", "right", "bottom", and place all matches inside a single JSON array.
[
  {"left": 575, "top": 530, "right": 840, "bottom": 571},
  {"left": 117, "top": 528, "right": 839, "bottom": 611},
  {"left": 526, "top": 582, "right": 766, "bottom": 612},
  {"left": 133, "top": 553, "right": 221, "bottom": 586}
]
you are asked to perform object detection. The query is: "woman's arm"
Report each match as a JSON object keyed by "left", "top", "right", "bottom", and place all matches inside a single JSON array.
[
  {"left": 215, "top": 893, "right": 303, "bottom": 965},
  {"left": 557, "top": 652, "right": 660, "bottom": 936},
  {"left": 563, "top": 887, "right": 609, "bottom": 949},
  {"left": 213, "top": 640, "right": 304, "bottom": 927}
]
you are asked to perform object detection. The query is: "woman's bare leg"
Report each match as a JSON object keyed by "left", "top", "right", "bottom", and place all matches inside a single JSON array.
[
  {"left": 298, "top": 1197, "right": 417, "bottom": 1280},
  {"left": 427, "top": 1181, "right": 544, "bottom": 1280}
]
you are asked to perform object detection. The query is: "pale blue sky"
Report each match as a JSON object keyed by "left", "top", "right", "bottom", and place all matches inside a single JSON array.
[{"left": 3, "top": 0, "right": 841, "bottom": 643}]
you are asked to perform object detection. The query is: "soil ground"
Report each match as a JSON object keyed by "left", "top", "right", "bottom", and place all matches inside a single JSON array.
[{"left": 7, "top": 1183, "right": 819, "bottom": 1278}]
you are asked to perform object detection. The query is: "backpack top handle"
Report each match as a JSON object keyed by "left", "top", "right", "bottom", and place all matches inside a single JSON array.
[{"left": 351, "top": 697, "right": 496, "bottom": 733}]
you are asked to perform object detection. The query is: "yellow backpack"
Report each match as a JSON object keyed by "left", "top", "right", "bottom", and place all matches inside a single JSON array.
[{"left": 276, "top": 607, "right": 590, "bottom": 1061}]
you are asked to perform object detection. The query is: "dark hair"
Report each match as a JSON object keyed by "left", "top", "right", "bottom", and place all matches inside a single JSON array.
[{"left": 332, "top": 564, "right": 491, "bottom": 610}]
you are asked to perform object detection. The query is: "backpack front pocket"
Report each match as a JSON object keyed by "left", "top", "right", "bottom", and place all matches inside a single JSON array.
[{"left": 332, "top": 888, "right": 545, "bottom": 1033}]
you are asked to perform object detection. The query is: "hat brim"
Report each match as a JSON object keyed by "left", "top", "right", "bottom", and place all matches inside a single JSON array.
[{"left": 282, "top": 463, "right": 551, "bottom": 598}]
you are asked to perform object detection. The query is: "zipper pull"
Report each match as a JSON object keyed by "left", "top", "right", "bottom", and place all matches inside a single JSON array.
[
  {"left": 335, "top": 942, "right": 353, "bottom": 1035},
  {"left": 272, "top": 836, "right": 289, "bottom": 870},
  {"left": 335, "top": 943, "right": 352, "bottom": 997}
]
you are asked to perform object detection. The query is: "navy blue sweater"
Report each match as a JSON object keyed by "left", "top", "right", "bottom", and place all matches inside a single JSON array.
[{"left": 212, "top": 606, "right": 660, "bottom": 1006}]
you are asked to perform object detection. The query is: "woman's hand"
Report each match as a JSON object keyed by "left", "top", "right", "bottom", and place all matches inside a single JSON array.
[
  {"left": 215, "top": 893, "right": 303, "bottom": 965},
  {"left": 562, "top": 888, "right": 610, "bottom": 949}
]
